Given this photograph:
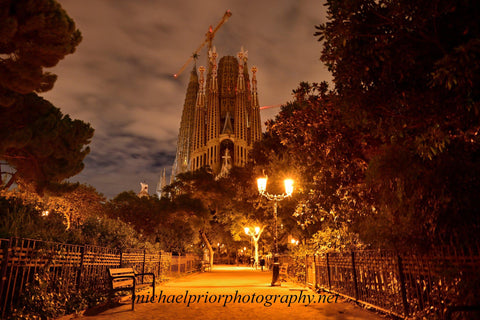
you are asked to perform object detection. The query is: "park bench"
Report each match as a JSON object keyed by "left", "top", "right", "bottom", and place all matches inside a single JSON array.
[{"left": 108, "top": 267, "right": 155, "bottom": 310}]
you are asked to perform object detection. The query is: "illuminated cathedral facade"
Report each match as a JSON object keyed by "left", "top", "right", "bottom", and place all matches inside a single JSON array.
[{"left": 162, "top": 46, "right": 262, "bottom": 191}]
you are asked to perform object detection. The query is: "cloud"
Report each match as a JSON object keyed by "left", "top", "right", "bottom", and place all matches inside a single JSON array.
[{"left": 43, "top": 0, "right": 331, "bottom": 198}]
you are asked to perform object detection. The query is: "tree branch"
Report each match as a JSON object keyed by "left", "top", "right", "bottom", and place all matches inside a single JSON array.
[{"left": 3, "top": 172, "right": 17, "bottom": 190}]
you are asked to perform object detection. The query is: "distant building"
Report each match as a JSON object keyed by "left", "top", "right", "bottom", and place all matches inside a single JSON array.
[
  {"left": 156, "top": 168, "right": 168, "bottom": 198},
  {"left": 137, "top": 182, "right": 149, "bottom": 198},
  {"left": 169, "top": 46, "right": 262, "bottom": 183}
]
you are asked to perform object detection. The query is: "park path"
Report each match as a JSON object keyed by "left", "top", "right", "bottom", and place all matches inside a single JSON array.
[{"left": 68, "top": 265, "right": 385, "bottom": 320}]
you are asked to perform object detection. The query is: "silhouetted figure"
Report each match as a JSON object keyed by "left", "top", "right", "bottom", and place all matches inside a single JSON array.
[{"left": 260, "top": 256, "right": 266, "bottom": 271}]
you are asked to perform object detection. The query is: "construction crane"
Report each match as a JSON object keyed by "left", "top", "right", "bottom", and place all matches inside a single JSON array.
[
  {"left": 260, "top": 104, "right": 282, "bottom": 110},
  {"left": 173, "top": 10, "right": 232, "bottom": 78}
]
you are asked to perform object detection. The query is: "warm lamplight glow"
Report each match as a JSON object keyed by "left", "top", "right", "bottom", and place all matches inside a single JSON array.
[
  {"left": 257, "top": 177, "right": 267, "bottom": 193},
  {"left": 244, "top": 227, "right": 249, "bottom": 235},
  {"left": 254, "top": 226, "right": 260, "bottom": 234},
  {"left": 284, "top": 179, "right": 294, "bottom": 196}
]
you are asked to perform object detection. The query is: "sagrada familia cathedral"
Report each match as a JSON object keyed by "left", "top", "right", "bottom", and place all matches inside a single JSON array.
[{"left": 155, "top": 47, "right": 262, "bottom": 197}]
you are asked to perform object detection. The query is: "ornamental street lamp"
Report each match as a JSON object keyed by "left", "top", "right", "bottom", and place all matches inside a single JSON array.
[{"left": 256, "top": 175, "right": 293, "bottom": 286}]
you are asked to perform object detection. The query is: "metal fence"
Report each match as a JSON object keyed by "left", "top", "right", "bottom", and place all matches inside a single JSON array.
[
  {"left": 283, "top": 246, "right": 480, "bottom": 319},
  {"left": 0, "top": 237, "right": 201, "bottom": 319}
]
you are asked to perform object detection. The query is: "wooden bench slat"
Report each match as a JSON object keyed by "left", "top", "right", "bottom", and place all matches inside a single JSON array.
[{"left": 112, "top": 280, "right": 134, "bottom": 288}]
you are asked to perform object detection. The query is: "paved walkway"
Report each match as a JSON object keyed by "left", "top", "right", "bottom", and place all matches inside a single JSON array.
[{"left": 69, "top": 265, "right": 386, "bottom": 320}]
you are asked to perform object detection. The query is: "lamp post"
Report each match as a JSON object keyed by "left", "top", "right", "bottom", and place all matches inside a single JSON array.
[{"left": 257, "top": 176, "right": 293, "bottom": 286}]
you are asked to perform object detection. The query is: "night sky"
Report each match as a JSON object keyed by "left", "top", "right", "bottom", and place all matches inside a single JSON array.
[{"left": 42, "top": 0, "right": 331, "bottom": 198}]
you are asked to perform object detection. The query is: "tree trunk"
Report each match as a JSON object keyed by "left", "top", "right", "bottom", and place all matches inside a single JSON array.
[
  {"left": 200, "top": 231, "right": 214, "bottom": 270},
  {"left": 253, "top": 239, "right": 259, "bottom": 269},
  {"left": 252, "top": 226, "right": 265, "bottom": 269}
]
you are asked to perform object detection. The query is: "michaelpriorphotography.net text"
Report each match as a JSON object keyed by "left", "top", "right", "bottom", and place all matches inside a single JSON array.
[{"left": 135, "top": 290, "right": 340, "bottom": 307}]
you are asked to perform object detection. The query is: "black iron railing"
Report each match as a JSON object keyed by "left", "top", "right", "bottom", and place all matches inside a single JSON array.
[
  {"left": 282, "top": 247, "right": 480, "bottom": 319},
  {"left": 0, "top": 237, "right": 201, "bottom": 318}
]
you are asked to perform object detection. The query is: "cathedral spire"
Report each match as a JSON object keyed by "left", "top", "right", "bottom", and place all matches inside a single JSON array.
[
  {"left": 208, "top": 47, "right": 219, "bottom": 93},
  {"left": 173, "top": 66, "right": 199, "bottom": 175},
  {"left": 206, "top": 47, "right": 220, "bottom": 168},
  {"left": 251, "top": 66, "right": 258, "bottom": 100},
  {"left": 236, "top": 47, "right": 248, "bottom": 91},
  {"left": 250, "top": 66, "right": 262, "bottom": 143},
  {"left": 156, "top": 168, "right": 167, "bottom": 198},
  {"left": 191, "top": 66, "right": 207, "bottom": 170},
  {"left": 234, "top": 47, "right": 249, "bottom": 166}
]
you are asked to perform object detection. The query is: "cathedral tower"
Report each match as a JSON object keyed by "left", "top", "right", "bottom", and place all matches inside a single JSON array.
[
  {"left": 172, "top": 47, "right": 262, "bottom": 177},
  {"left": 173, "top": 67, "right": 198, "bottom": 174}
]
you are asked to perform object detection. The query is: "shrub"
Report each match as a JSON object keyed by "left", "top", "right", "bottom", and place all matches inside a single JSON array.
[{"left": 10, "top": 269, "right": 105, "bottom": 320}]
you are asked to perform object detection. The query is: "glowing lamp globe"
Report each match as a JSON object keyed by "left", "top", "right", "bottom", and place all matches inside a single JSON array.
[
  {"left": 284, "top": 179, "right": 294, "bottom": 196},
  {"left": 257, "top": 177, "right": 267, "bottom": 194}
]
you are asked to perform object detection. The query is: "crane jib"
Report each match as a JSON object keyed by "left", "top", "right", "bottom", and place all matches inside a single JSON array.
[{"left": 173, "top": 10, "right": 232, "bottom": 78}]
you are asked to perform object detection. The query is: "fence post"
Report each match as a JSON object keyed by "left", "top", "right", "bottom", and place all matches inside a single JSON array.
[
  {"left": 178, "top": 256, "right": 181, "bottom": 274},
  {"left": 167, "top": 253, "right": 171, "bottom": 274},
  {"left": 312, "top": 255, "right": 316, "bottom": 288},
  {"left": 0, "top": 239, "right": 12, "bottom": 319},
  {"left": 142, "top": 249, "right": 146, "bottom": 283},
  {"left": 119, "top": 250, "right": 123, "bottom": 267},
  {"left": 76, "top": 245, "right": 85, "bottom": 290},
  {"left": 157, "top": 250, "right": 162, "bottom": 279},
  {"left": 351, "top": 251, "right": 359, "bottom": 301},
  {"left": 326, "top": 252, "right": 331, "bottom": 289},
  {"left": 397, "top": 254, "right": 409, "bottom": 317},
  {"left": 305, "top": 255, "right": 308, "bottom": 287}
]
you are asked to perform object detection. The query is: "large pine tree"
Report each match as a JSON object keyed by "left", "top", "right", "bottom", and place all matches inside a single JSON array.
[{"left": 0, "top": 0, "right": 81, "bottom": 107}]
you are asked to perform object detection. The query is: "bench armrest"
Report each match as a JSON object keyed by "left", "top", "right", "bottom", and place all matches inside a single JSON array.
[
  {"left": 135, "top": 272, "right": 155, "bottom": 282},
  {"left": 135, "top": 272, "right": 155, "bottom": 296},
  {"left": 136, "top": 272, "right": 155, "bottom": 277}
]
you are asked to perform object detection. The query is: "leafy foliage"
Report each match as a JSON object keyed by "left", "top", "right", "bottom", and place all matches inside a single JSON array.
[
  {"left": 161, "top": 165, "right": 288, "bottom": 256},
  {"left": 309, "top": 225, "right": 364, "bottom": 254},
  {"left": 10, "top": 266, "right": 105, "bottom": 320},
  {"left": 46, "top": 183, "right": 106, "bottom": 227},
  {"left": 0, "top": 0, "right": 82, "bottom": 107},
  {"left": 0, "top": 195, "right": 76, "bottom": 242},
  {"left": 307, "top": 0, "right": 480, "bottom": 249},
  {"left": 0, "top": 192, "right": 149, "bottom": 251},
  {"left": 260, "top": 82, "right": 367, "bottom": 248},
  {"left": 80, "top": 215, "right": 144, "bottom": 250},
  {"left": 105, "top": 191, "right": 199, "bottom": 253},
  {"left": 0, "top": 94, "right": 93, "bottom": 194},
  {"left": 1, "top": 182, "right": 105, "bottom": 230},
  {"left": 257, "top": 0, "right": 480, "bottom": 251}
]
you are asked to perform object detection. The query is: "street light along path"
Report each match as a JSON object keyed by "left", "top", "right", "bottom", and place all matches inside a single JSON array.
[{"left": 63, "top": 265, "right": 384, "bottom": 320}]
